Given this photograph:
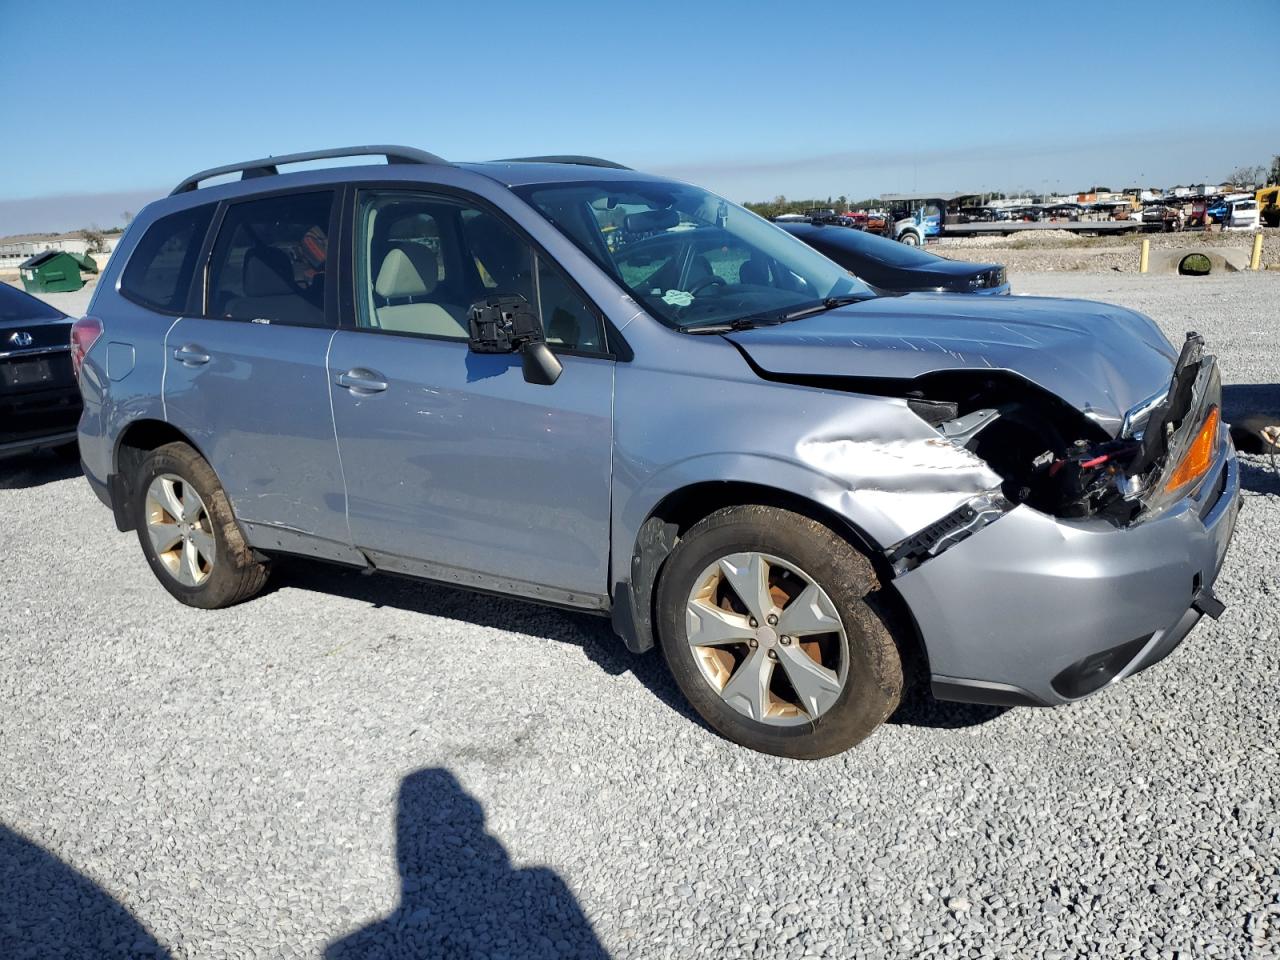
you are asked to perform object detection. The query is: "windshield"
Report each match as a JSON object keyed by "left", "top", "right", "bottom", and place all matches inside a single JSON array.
[
  {"left": 0, "top": 283, "right": 63, "bottom": 323},
  {"left": 514, "top": 180, "right": 872, "bottom": 329}
]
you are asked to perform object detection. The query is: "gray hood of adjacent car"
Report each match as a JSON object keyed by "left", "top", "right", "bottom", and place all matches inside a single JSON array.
[{"left": 725, "top": 293, "right": 1178, "bottom": 436}]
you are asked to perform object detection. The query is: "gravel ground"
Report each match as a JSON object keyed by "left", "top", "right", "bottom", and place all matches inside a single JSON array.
[
  {"left": 2, "top": 273, "right": 1279, "bottom": 959},
  {"left": 930, "top": 228, "right": 1280, "bottom": 275}
]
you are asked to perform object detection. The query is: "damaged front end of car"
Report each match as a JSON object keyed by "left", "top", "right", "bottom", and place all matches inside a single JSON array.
[
  {"left": 857, "top": 331, "right": 1238, "bottom": 708},
  {"left": 883, "top": 332, "right": 1223, "bottom": 575},
  {"left": 720, "top": 299, "right": 1237, "bottom": 707}
]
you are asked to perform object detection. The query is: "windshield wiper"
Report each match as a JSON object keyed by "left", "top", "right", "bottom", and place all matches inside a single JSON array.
[
  {"left": 780, "top": 294, "right": 872, "bottom": 322},
  {"left": 682, "top": 316, "right": 786, "bottom": 335},
  {"left": 682, "top": 295, "right": 872, "bottom": 335}
]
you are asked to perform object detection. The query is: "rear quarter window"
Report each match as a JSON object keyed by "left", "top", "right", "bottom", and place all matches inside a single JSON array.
[
  {"left": 119, "top": 204, "right": 215, "bottom": 314},
  {"left": 0, "top": 283, "right": 63, "bottom": 322}
]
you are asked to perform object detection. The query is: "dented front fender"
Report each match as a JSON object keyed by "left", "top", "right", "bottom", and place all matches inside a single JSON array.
[{"left": 611, "top": 358, "right": 1006, "bottom": 586}]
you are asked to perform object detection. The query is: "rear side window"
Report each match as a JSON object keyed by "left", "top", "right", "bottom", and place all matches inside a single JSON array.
[
  {"left": 206, "top": 192, "right": 334, "bottom": 327},
  {"left": 0, "top": 283, "right": 62, "bottom": 322},
  {"left": 119, "top": 204, "right": 214, "bottom": 314}
]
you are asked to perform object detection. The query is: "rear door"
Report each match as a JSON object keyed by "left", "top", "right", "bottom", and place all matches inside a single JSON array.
[
  {"left": 163, "top": 189, "right": 358, "bottom": 561},
  {"left": 326, "top": 187, "right": 615, "bottom": 606}
]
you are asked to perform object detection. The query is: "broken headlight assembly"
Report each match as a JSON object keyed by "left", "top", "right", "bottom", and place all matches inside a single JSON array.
[
  {"left": 1137, "top": 404, "right": 1222, "bottom": 515},
  {"left": 944, "top": 333, "right": 1214, "bottom": 523},
  {"left": 887, "top": 333, "right": 1221, "bottom": 572},
  {"left": 1115, "top": 333, "right": 1223, "bottom": 519}
]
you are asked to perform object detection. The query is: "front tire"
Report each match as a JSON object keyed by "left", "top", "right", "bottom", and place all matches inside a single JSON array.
[
  {"left": 655, "top": 506, "right": 903, "bottom": 759},
  {"left": 133, "top": 442, "right": 270, "bottom": 609},
  {"left": 899, "top": 231, "right": 920, "bottom": 246}
]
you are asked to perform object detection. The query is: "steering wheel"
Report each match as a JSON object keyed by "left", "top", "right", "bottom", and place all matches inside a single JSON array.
[{"left": 687, "top": 275, "right": 727, "bottom": 296}]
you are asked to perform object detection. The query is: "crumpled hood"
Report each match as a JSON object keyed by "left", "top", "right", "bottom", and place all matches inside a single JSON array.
[{"left": 726, "top": 293, "right": 1178, "bottom": 436}]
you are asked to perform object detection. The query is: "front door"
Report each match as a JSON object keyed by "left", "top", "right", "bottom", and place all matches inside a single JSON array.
[
  {"left": 327, "top": 189, "right": 615, "bottom": 606},
  {"left": 163, "top": 189, "right": 356, "bottom": 560}
]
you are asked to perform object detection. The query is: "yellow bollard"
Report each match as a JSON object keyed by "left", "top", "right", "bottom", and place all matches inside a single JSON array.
[
  {"left": 1252, "top": 232, "right": 1264, "bottom": 271},
  {"left": 1139, "top": 238, "right": 1149, "bottom": 273}
]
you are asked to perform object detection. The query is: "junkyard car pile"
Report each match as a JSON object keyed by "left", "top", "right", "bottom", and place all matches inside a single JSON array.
[{"left": 69, "top": 147, "right": 1238, "bottom": 757}]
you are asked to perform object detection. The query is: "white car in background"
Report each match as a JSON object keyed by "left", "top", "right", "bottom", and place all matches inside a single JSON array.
[{"left": 1224, "top": 199, "right": 1260, "bottom": 231}]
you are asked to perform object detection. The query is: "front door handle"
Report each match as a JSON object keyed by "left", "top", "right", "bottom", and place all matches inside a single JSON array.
[
  {"left": 173, "top": 344, "right": 210, "bottom": 366},
  {"left": 335, "top": 369, "right": 389, "bottom": 394}
]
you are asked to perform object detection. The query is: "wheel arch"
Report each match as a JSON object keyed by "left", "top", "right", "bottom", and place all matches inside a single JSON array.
[
  {"left": 643, "top": 479, "right": 881, "bottom": 554},
  {"left": 611, "top": 477, "right": 924, "bottom": 667},
  {"left": 110, "top": 419, "right": 214, "bottom": 531}
]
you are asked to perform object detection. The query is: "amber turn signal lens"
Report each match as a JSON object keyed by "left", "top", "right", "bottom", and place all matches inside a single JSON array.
[{"left": 1163, "top": 406, "right": 1220, "bottom": 495}]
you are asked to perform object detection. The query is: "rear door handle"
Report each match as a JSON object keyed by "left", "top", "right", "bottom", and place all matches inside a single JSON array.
[
  {"left": 173, "top": 345, "right": 210, "bottom": 366},
  {"left": 335, "top": 369, "right": 389, "bottom": 394}
]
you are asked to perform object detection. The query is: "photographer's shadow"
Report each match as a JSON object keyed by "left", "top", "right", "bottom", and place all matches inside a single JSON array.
[
  {"left": 326, "top": 768, "right": 609, "bottom": 960},
  {"left": 0, "top": 823, "right": 170, "bottom": 958}
]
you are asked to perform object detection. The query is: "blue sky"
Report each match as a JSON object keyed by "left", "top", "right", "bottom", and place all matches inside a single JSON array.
[{"left": 2, "top": 0, "right": 1278, "bottom": 233}]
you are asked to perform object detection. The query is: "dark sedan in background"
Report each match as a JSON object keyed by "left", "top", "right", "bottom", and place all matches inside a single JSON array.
[
  {"left": 779, "top": 222, "right": 1009, "bottom": 295},
  {"left": 1, "top": 283, "right": 81, "bottom": 458}
]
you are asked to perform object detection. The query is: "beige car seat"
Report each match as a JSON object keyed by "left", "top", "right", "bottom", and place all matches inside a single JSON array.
[{"left": 373, "top": 244, "right": 467, "bottom": 337}]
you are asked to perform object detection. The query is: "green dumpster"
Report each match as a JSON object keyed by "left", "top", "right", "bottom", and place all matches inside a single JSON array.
[{"left": 18, "top": 250, "right": 98, "bottom": 294}]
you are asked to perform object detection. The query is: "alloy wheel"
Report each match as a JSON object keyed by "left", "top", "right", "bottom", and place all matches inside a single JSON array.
[
  {"left": 144, "top": 474, "right": 216, "bottom": 587},
  {"left": 684, "top": 552, "right": 848, "bottom": 725}
]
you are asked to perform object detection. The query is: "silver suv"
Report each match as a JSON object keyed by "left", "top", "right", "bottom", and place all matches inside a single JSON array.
[{"left": 74, "top": 146, "right": 1239, "bottom": 758}]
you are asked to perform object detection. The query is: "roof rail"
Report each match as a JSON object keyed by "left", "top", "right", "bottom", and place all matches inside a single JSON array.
[
  {"left": 495, "top": 155, "right": 632, "bottom": 171},
  {"left": 169, "top": 145, "right": 448, "bottom": 196}
]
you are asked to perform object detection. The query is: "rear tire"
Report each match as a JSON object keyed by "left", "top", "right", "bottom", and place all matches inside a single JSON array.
[
  {"left": 133, "top": 442, "right": 269, "bottom": 609},
  {"left": 655, "top": 506, "right": 903, "bottom": 759}
]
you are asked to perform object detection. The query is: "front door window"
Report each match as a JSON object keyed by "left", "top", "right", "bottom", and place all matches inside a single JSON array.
[{"left": 355, "top": 191, "right": 604, "bottom": 351}]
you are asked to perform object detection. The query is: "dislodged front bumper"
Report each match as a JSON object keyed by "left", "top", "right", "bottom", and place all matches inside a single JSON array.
[{"left": 895, "top": 437, "right": 1240, "bottom": 707}]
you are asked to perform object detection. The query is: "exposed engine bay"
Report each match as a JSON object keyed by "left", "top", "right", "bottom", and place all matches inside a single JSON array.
[
  {"left": 909, "top": 332, "right": 1213, "bottom": 524},
  {"left": 725, "top": 321, "right": 1221, "bottom": 574}
]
